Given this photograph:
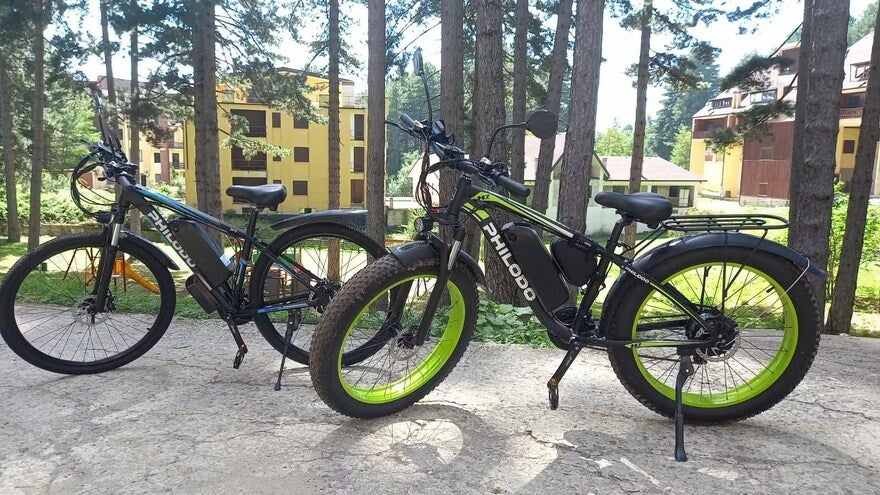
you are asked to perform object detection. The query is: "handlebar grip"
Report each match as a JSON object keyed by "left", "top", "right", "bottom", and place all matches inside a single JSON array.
[
  {"left": 495, "top": 174, "right": 530, "bottom": 198},
  {"left": 400, "top": 113, "right": 418, "bottom": 130}
]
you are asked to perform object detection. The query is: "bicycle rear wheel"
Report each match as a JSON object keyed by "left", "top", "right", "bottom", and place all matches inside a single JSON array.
[
  {"left": 249, "top": 223, "right": 386, "bottom": 365},
  {"left": 604, "top": 247, "right": 821, "bottom": 423},
  {"left": 0, "top": 233, "right": 176, "bottom": 374}
]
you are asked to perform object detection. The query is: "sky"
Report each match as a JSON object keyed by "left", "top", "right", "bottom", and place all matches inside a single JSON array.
[{"left": 84, "top": 1, "right": 875, "bottom": 131}]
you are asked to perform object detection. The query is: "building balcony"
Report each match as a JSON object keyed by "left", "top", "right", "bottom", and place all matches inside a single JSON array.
[
  {"left": 840, "top": 107, "right": 863, "bottom": 119},
  {"left": 231, "top": 159, "right": 267, "bottom": 171},
  {"left": 692, "top": 130, "right": 717, "bottom": 139},
  {"left": 318, "top": 94, "right": 365, "bottom": 108}
]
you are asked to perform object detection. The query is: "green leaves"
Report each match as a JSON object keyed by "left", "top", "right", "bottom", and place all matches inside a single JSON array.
[{"left": 472, "top": 299, "right": 555, "bottom": 347}]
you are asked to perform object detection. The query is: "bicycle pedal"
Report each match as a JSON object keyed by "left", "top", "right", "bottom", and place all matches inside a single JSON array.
[{"left": 233, "top": 345, "right": 248, "bottom": 369}]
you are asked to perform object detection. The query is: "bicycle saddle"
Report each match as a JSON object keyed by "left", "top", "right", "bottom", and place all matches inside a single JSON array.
[
  {"left": 225, "top": 184, "right": 288, "bottom": 211},
  {"left": 594, "top": 191, "right": 673, "bottom": 226}
]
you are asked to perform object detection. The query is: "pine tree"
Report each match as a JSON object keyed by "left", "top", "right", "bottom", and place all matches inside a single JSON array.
[
  {"left": 827, "top": 5, "right": 880, "bottom": 334},
  {"left": 668, "top": 125, "right": 692, "bottom": 169},
  {"left": 557, "top": 0, "right": 604, "bottom": 232},
  {"left": 28, "top": 0, "right": 47, "bottom": 252},
  {"left": 366, "top": 0, "right": 385, "bottom": 245},
  {"left": 532, "top": 0, "right": 573, "bottom": 215},
  {"left": 0, "top": 3, "right": 23, "bottom": 243},
  {"left": 509, "top": 0, "right": 530, "bottom": 183}
]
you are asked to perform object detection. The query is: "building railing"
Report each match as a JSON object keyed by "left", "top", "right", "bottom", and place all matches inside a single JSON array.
[
  {"left": 231, "top": 159, "right": 267, "bottom": 171},
  {"left": 840, "top": 107, "right": 863, "bottom": 119},
  {"left": 318, "top": 94, "right": 365, "bottom": 108}
]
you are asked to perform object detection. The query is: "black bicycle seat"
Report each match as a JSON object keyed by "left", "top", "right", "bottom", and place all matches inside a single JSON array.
[
  {"left": 594, "top": 191, "right": 673, "bottom": 225},
  {"left": 225, "top": 184, "right": 288, "bottom": 211}
]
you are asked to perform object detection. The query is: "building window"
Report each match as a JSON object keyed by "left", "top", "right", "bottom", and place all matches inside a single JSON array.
[
  {"left": 171, "top": 152, "right": 181, "bottom": 168},
  {"left": 352, "top": 146, "right": 365, "bottom": 173},
  {"left": 710, "top": 98, "right": 732, "bottom": 110},
  {"left": 758, "top": 182, "right": 770, "bottom": 197},
  {"left": 843, "top": 140, "right": 856, "bottom": 154},
  {"left": 759, "top": 147, "right": 774, "bottom": 160},
  {"left": 350, "top": 179, "right": 364, "bottom": 204},
  {"left": 294, "top": 147, "right": 310, "bottom": 162},
  {"left": 153, "top": 152, "right": 161, "bottom": 163},
  {"left": 294, "top": 116, "right": 309, "bottom": 129},
  {"left": 353, "top": 114, "right": 365, "bottom": 141},
  {"left": 749, "top": 90, "right": 777, "bottom": 105},
  {"left": 231, "top": 146, "right": 267, "bottom": 170},
  {"left": 117, "top": 128, "right": 124, "bottom": 141},
  {"left": 853, "top": 63, "right": 871, "bottom": 81},
  {"left": 292, "top": 180, "right": 308, "bottom": 195},
  {"left": 843, "top": 94, "right": 863, "bottom": 108},
  {"left": 603, "top": 185, "right": 627, "bottom": 195},
  {"left": 231, "top": 177, "right": 268, "bottom": 203},
  {"left": 230, "top": 109, "right": 267, "bottom": 137},
  {"left": 272, "top": 112, "right": 281, "bottom": 128}
]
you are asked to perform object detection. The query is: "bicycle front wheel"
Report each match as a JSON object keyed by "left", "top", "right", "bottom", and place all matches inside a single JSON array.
[
  {"left": 604, "top": 247, "right": 821, "bottom": 423},
  {"left": 0, "top": 233, "right": 176, "bottom": 374},
  {"left": 249, "top": 222, "right": 386, "bottom": 365},
  {"left": 310, "top": 256, "right": 478, "bottom": 418}
]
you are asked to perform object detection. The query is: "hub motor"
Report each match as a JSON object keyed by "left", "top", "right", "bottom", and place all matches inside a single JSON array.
[{"left": 685, "top": 309, "right": 740, "bottom": 362}]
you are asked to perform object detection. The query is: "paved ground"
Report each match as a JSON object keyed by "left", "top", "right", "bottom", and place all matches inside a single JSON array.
[{"left": 1, "top": 317, "right": 878, "bottom": 495}]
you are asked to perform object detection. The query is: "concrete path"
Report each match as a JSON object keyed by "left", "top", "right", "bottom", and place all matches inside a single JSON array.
[{"left": 1, "top": 318, "right": 878, "bottom": 494}]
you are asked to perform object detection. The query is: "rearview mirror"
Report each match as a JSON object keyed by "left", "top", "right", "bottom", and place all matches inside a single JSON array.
[
  {"left": 412, "top": 48, "right": 425, "bottom": 75},
  {"left": 525, "top": 110, "right": 558, "bottom": 139}
]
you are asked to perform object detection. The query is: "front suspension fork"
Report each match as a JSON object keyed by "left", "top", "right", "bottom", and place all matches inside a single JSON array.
[{"left": 92, "top": 220, "right": 124, "bottom": 311}]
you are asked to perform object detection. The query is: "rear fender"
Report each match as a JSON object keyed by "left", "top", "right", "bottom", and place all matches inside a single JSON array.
[{"left": 271, "top": 209, "right": 367, "bottom": 230}]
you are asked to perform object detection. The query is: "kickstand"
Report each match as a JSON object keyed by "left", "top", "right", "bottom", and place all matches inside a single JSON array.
[
  {"left": 547, "top": 341, "right": 582, "bottom": 410},
  {"left": 227, "top": 320, "right": 248, "bottom": 370},
  {"left": 274, "top": 311, "right": 301, "bottom": 391},
  {"left": 674, "top": 351, "right": 695, "bottom": 462}
]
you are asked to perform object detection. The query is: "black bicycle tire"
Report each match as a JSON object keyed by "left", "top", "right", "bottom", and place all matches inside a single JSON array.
[
  {"left": 0, "top": 233, "right": 176, "bottom": 374},
  {"left": 249, "top": 222, "right": 387, "bottom": 365},
  {"left": 603, "top": 247, "right": 821, "bottom": 424},
  {"left": 310, "top": 256, "right": 478, "bottom": 419}
]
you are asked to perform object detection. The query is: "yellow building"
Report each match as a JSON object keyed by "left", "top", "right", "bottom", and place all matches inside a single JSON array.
[
  {"left": 95, "top": 77, "right": 186, "bottom": 185},
  {"left": 183, "top": 72, "right": 368, "bottom": 214}
]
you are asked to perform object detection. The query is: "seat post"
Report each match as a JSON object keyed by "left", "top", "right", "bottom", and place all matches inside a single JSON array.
[
  {"left": 605, "top": 216, "right": 633, "bottom": 253},
  {"left": 245, "top": 206, "right": 262, "bottom": 238}
]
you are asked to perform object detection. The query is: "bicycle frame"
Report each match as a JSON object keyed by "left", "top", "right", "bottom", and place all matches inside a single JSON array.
[
  {"left": 94, "top": 173, "right": 323, "bottom": 320},
  {"left": 437, "top": 174, "right": 713, "bottom": 350}
]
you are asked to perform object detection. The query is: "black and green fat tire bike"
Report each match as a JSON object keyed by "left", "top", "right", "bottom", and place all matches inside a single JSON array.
[{"left": 308, "top": 50, "right": 824, "bottom": 461}]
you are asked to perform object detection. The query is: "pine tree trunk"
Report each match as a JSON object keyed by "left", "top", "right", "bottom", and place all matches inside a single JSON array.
[
  {"left": 440, "top": 0, "right": 479, "bottom": 256},
  {"left": 28, "top": 0, "right": 45, "bottom": 252},
  {"left": 558, "top": 0, "right": 604, "bottom": 232},
  {"left": 129, "top": 6, "right": 141, "bottom": 234},
  {"left": 327, "top": 0, "right": 341, "bottom": 278},
  {"left": 532, "top": 0, "right": 573, "bottom": 214},
  {"left": 509, "top": 0, "right": 529, "bottom": 183},
  {"left": 789, "top": 0, "right": 813, "bottom": 223},
  {"left": 788, "top": 0, "right": 849, "bottom": 311},
  {"left": 192, "top": 0, "right": 222, "bottom": 244},
  {"left": 826, "top": 10, "right": 880, "bottom": 335},
  {"left": 476, "top": 0, "right": 518, "bottom": 305},
  {"left": 100, "top": 0, "right": 117, "bottom": 127},
  {"left": 625, "top": 0, "right": 652, "bottom": 250},
  {"left": 0, "top": 55, "right": 20, "bottom": 243},
  {"left": 365, "top": 0, "right": 385, "bottom": 246}
]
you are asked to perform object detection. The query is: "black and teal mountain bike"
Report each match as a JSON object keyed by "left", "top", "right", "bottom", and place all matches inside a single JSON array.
[
  {"left": 307, "top": 50, "right": 824, "bottom": 461},
  {"left": 0, "top": 86, "right": 386, "bottom": 386}
]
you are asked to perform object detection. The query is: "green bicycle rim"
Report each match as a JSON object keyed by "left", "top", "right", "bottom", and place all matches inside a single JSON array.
[
  {"left": 337, "top": 274, "right": 466, "bottom": 404},
  {"left": 632, "top": 263, "right": 799, "bottom": 407}
]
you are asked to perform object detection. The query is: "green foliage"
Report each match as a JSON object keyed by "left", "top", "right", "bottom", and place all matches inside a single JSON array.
[
  {"left": 669, "top": 125, "right": 692, "bottom": 169},
  {"left": 595, "top": 122, "right": 656, "bottom": 157},
  {"left": 472, "top": 300, "right": 554, "bottom": 347},
  {"left": 720, "top": 55, "right": 794, "bottom": 92},
  {"left": 595, "top": 124, "right": 633, "bottom": 156},
  {"left": 385, "top": 66, "right": 441, "bottom": 176},
  {"left": 827, "top": 187, "right": 880, "bottom": 300},
  {"left": 0, "top": 172, "right": 101, "bottom": 226},
  {"left": 386, "top": 161, "right": 414, "bottom": 197},
  {"left": 849, "top": 1, "right": 879, "bottom": 46}
]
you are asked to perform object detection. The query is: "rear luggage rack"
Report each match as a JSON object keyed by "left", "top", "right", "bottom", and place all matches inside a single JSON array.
[{"left": 661, "top": 214, "right": 789, "bottom": 233}]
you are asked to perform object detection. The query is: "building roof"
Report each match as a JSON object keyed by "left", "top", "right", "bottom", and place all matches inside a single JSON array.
[
  {"left": 843, "top": 31, "right": 874, "bottom": 91},
  {"left": 523, "top": 132, "right": 566, "bottom": 181},
  {"left": 598, "top": 156, "right": 704, "bottom": 182}
]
